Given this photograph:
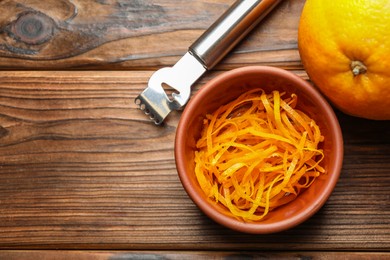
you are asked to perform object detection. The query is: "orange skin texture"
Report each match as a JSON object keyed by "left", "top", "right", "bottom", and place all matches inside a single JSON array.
[{"left": 298, "top": 0, "right": 390, "bottom": 120}]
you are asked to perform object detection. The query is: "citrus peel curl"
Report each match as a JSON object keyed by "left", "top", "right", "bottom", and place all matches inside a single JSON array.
[{"left": 194, "top": 89, "right": 325, "bottom": 221}]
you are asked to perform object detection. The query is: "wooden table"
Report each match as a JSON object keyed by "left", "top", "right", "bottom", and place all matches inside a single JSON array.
[{"left": 0, "top": 0, "right": 389, "bottom": 259}]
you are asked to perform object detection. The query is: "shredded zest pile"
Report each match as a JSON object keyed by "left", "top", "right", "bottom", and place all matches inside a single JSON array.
[{"left": 194, "top": 89, "right": 325, "bottom": 222}]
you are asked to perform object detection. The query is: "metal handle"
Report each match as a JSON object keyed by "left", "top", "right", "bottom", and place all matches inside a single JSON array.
[{"left": 189, "top": 0, "right": 282, "bottom": 70}]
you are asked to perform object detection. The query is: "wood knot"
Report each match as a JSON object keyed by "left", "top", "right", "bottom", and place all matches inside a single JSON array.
[
  {"left": 0, "top": 125, "right": 8, "bottom": 139},
  {"left": 11, "top": 12, "right": 55, "bottom": 45}
]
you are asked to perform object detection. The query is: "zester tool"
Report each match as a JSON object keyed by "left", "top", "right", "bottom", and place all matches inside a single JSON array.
[{"left": 135, "top": 0, "right": 282, "bottom": 125}]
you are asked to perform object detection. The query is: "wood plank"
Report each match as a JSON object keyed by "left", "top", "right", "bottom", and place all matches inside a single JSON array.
[
  {"left": 1, "top": 250, "right": 390, "bottom": 260},
  {"left": 0, "top": 71, "right": 389, "bottom": 250},
  {"left": 0, "top": 0, "right": 303, "bottom": 70}
]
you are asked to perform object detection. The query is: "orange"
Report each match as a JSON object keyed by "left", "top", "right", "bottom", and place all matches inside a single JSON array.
[{"left": 298, "top": 0, "right": 390, "bottom": 120}]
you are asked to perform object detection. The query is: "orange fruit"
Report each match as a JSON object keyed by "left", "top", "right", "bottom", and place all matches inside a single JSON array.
[{"left": 298, "top": 0, "right": 390, "bottom": 120}]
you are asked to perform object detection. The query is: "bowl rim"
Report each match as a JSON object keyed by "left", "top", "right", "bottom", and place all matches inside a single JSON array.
[{"left": 175, "top": 66, "right": 344, "bottom": 234}]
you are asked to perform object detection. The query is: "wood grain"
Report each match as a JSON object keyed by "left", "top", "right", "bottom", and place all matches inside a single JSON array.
[
  {"left": 0, "top": 71, "right": 389, "bottom": 251},
  {"left": 1, "top": 250, "right": 390, "bottom": 260},
  {"left": 0, "top": 0, "right": 303, "bottom": 70},
  {"left": 0, "top": 0, "right": 389, "bottom": 255}
]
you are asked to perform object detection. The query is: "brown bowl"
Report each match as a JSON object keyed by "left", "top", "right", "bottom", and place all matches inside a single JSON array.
[{"left": 175, "top": 66, "right": 343, "bottom": 234}]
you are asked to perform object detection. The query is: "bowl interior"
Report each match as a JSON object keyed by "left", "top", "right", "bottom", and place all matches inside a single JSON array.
[{"left": 175, "top": 66, "right": 343, "bottom": 233}]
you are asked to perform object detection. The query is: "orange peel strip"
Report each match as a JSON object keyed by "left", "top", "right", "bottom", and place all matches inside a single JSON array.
[{"left": 194, "top": 89, "right": 325, "bottom": 222}]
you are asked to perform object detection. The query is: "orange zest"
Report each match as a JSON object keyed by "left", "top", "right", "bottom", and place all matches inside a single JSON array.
[{"left": 194, "top": 89, "right": 325, "bottom": 221}]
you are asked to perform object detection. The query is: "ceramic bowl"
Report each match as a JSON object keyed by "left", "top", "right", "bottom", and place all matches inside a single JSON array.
[{"left": 174, "top": 66, "right": 343, "bottom": 234}]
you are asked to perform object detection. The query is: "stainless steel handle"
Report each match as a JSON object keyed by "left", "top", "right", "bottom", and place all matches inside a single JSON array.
[{"left": 189, "top": 0, "right": 282, "bottom": 70}]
